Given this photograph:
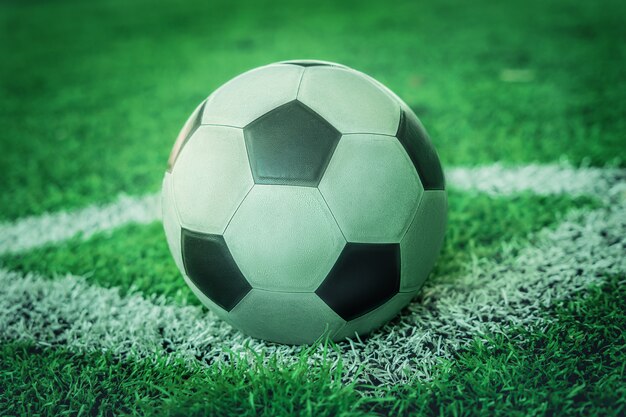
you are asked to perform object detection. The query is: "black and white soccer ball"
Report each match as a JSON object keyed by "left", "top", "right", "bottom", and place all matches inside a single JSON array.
[{"left": 162, "top": 60, "right": 446, "bottom": 344}]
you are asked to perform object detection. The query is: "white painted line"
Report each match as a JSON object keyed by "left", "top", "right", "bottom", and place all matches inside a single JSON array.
[
  {"left": 447, "top": 163, "right": 626, "bottom": 201},
  {"left": 1, "top": 203, "right": 624, "bottom": 387},
  {"left": 0, "top": 194, "right": 161, "bottom": 255},
  {"left": 1, "top": 164, "right": 624, "bottom": 256}
]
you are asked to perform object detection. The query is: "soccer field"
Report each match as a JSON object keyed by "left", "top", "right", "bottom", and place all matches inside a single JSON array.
[{"left": 1, "top": 0, "right": 625, "bottom": 415}]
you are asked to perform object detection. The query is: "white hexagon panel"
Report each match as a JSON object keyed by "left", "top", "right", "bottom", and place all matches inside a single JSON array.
[
  {"left": 171, "top": 125, "right": 254, "bottom": 234},
  {"left": 297, "top": 66, "right": 400, "bottom": 135},
  {"left": 224, "top": 185, "right": 345, "bottom": 292},
  {"left": 318, "top": 133, "right": 423, "bottom": 243},
  {"left": 400, "top": 191, "right": 448, "bottom": 291},
  {"left": 228, "top": 290, "right": 346, "bottom": 345},
  {"left": 202, "top": 64, "right": 304, "bottom": 128}
]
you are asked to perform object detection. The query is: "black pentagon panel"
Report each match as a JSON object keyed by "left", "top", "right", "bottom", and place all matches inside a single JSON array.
[
  {"left": 167, "top": 100, "right": 207, "bottom": 173},
  {"left": 395, "top": 109, "right": 445, "bottom": 190},
  {"left": 315, "top": 243, "right": 400, "bottom": 321},
  {"left": 243, "top": 100, "right": 341, "bottom": 186},
  {"left": 181, "top": 229, "right": 251, "bottom": 311},
  {"left": 280, "top": 59, "right": 345, "bottom": 68}
]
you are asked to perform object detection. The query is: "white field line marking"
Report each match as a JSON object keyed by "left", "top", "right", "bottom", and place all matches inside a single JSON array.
[
  {"left": 446, "top": 163, "right": 626, "bottom": 200},
  {"left": 0, "top": 194, "right": 161, "bottom": 255},
  {"left": 1, "top": 203, "right": 624, "bottom": 387},
  {"left": 1, "top": 164, "right": 624, "bottom": 256}
]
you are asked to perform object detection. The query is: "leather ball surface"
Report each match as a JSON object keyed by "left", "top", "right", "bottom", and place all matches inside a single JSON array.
[{"left": 162, "top": 60, "right": 447, "bottom": 344}]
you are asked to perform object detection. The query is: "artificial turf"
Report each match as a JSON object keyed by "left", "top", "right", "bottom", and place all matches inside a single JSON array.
[
  {"left": 2, "top": 274, "right": 622, "bottom": 417},
  {"left": 0, "top": 341, "right": 369, "bottom": 417},
  {"left": 372, "top": 274, "right": 626, "bottom": 417},
  {"left": 1, "top": 0, "right": 624, "bottom": 415},
  {"left": 1, "top": 0, "right": 625, "bottom": 220}
]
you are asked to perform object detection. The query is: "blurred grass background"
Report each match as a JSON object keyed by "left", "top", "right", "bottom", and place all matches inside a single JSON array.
[{"left": 1, "top": 0, "right": 624, "bottom": 220}]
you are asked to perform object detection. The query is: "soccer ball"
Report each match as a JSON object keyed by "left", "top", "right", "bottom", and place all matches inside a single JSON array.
[{"left": 162, "top": 60, "right": 447, "bottom": 345}]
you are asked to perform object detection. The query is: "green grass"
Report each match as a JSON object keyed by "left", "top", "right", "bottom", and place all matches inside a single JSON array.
[
  {"left": 1, "top": 221, "right": 191, "bottom": 304},
  {"left": 0, "top": 191, "right": 597, "bottom": 306},
  {"left": 0, "top": 341, "right": 369, "bottom": 417},
  {"left": 2, "top": 274, "right": 623, "bottom": 417},
  {"left": 377, "top": 274, "right": 626, "bottom": 416},
  {"left": 1, "top": 0, "right": 625, "bottom": 220},
  {"left": 431, "top": 192, "right": 598, "bottom": 278},
  {"left": 1, "top": 0, "right": 624, "bottom": 415}
]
